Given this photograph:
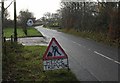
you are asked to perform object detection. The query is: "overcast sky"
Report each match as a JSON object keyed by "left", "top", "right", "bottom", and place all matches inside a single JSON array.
[
  {"left": 3, "top": 0, "right": 119, "bottom": 20},
  {"left": 4, "top": 0, "right": 61, "bottom": 19}
]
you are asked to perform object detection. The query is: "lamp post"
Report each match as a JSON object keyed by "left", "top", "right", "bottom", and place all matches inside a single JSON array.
[{"left": 14, "top": 0, "right": 17, "bottom": 42}]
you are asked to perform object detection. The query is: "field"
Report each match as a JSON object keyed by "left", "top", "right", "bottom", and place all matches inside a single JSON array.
[{"left": 3, "top": 27, "right": 43, "bottom": 38}]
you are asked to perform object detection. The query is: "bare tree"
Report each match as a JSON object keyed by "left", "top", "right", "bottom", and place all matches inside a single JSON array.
[{"left": 18, "top": 9, "right": 34, "bottom": 35}]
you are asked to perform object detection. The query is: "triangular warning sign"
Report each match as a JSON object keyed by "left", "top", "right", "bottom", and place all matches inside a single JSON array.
[{"left": 43, "top": 38, "right": 68, "bottom": 60}]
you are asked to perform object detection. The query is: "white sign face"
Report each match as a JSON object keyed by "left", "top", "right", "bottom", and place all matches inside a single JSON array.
[
  {"left": 43, "top": 59, "right": 68, "bottom": 70},
  {"left": 43, "top": 38, "right": 69, "bottom": 71},
  {"left": 27, "top": 19, "right": 33, "bottom": 26},
  {"left": 43, "top": 38, "right": 68, "bottom": 60},
  {"left": 46, "top": 40, "right": 64, "bottom": 57}
]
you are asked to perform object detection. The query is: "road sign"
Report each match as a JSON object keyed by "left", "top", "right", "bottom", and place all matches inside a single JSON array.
[
  {"left": 43, "top": 38, "right": 69, "bottom": 70},
  {"left": 27, "top": 19, "right": 33, "bottom": 26}
]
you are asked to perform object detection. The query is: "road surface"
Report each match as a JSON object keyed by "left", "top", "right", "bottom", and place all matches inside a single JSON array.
[{"left": 35, "top": 26, "right": 119, "bottom": 81}]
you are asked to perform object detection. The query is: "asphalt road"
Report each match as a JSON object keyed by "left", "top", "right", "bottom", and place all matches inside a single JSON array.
[{"left": 35, "top": 26, "right": 119, "bottom": 81}]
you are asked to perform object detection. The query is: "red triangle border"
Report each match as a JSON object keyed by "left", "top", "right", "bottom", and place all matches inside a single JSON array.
[{"left": 43, "top": 38, "right": 68, "bottom": 60}]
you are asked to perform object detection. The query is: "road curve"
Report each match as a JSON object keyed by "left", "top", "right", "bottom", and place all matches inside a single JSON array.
[{"left": 35, "top": 26, "right": 119, "bottom": 81}]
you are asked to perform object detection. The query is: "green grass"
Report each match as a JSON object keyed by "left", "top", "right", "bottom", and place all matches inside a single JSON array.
[
  {"left": 2, "top": 42, "right": 79, "bottom": 82},
  {"left": 27, "top": 28, "right": 43, "bottom": 37},
  {"left": 3, "top": 27, "right": 43, "bottom": 38},
  {"left": 3, "top": 28, "right": 14, "bottom": 38}
]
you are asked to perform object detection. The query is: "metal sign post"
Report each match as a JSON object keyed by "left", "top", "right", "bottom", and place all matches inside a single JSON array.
[{"left": 14, "top": 0, "right": 17, "bottom": 42}]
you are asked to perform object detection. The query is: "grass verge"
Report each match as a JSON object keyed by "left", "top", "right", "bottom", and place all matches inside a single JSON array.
[
  {"left": 4, "top": 27, "right": 43, "bottom": 38},
  {"left": 50, "top": 27, "right": 118, "bottom": 47},
  {"left": 27, "top": 28, "right": 43, "bottom": 37},
  {"left": 2, "top": 42, "right": 79, "bottom": 82}
]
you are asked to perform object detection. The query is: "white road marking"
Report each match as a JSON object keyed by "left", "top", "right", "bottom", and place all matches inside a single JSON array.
[
  {"left": 69, "top": 40, "right": 120, "bottom": 65},
  {"left": 71, "top": 41, "right": 83, "bottom": 47},
  {"left": 83, "top": 46, "right": 86, "bottom": 48},
  {"left": 88, "top": 49, "right": 91, "bottom": 51},
  {"left": 71, "top": 40, "right": 91, "bottom": 50},
  {"left": 94, "top": 51, "right": 120, "bottom": 65},
  {"left": 87, "top": 38, "right": 90, "bottom": 40},
  {"left": 114, "top": 61, "right": 120, "bottom": 64},
  {"left": 78, "top": 44, "right": 82, "bottom": 46},
  {"left": 72, "top": 41, "right": 78, "bottom": 44}
]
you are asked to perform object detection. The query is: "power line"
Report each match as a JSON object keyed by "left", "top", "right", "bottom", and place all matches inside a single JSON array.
[{"left": 4, "top": 1, "right": 13, "bottom": 11}]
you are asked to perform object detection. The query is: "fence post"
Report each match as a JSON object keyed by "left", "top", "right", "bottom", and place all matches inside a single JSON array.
[
  {"left": 3, "top": 37, "right": 6, "bottom": 43},
  {"left": 3, "top": 37, "right": 6, "bottom": 55},
  {"left": 11, "top": 35, "right": 13, "bottom": 43}
]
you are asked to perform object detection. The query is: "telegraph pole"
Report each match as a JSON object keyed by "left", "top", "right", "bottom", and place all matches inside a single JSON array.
[
  {"left": 0, "top": 1, "right": 4, "bottom": 82},
  {"left": 14, "top": 0, "right": 17, "bottom": 42},
  {"left": 1, "top": 0, "right": 4, "bottom": 41}
]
